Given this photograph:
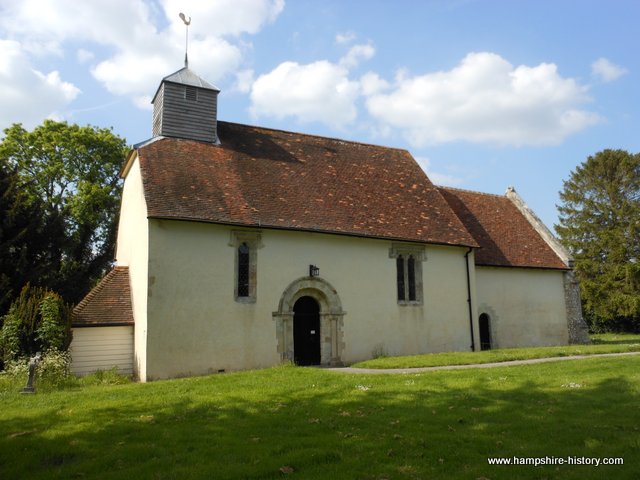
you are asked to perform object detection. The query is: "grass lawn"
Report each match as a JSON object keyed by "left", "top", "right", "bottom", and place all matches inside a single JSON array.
[
  {"left": 351, "top": 333, "right": 640, "bottom": 369},
  {"left": 1, "top": 355, "right": 640, "bottom": 479}
]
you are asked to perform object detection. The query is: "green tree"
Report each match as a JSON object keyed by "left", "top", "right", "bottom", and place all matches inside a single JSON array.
[
  {"left": 556, "top": 149, "right": 640, "bottom": 331},
  {"left": 0, "top": 158, "right": 47, "bottom": 314},
  {"left": 0, "top": 120, "right": 128, "bottom": 305}
]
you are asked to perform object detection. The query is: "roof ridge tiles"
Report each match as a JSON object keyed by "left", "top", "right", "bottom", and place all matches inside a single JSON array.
[
  {"left": 217, "top": 120, "right": 412, "bottom": 153},
  {"left": 133, "top": 136, "right": 166, "bottom": 150},
  {"left": 437, "top": 185, "right": 507, "bottom": 199}
]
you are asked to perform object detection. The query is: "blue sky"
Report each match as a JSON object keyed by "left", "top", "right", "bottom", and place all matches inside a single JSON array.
[{"left": 1, "top": 0, "right": 638, "bottom": 229}]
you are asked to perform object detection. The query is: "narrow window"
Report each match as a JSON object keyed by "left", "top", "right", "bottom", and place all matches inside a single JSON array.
[
  {"left": 396, "top": 255, "right": 405, "bottom": 301},
  {"left": 408, "top": 255, "right": 416, "bottom": 301},
  {"left": 479, "top": 313, "right": 492, "bottom": 350},
  {"left": 237, "top": 243, "right": 250, "bottom": 297}
]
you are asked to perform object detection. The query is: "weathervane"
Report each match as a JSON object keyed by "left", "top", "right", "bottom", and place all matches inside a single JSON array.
[{"left": 179, "top": 12, "right": 191, "bottom": 68}]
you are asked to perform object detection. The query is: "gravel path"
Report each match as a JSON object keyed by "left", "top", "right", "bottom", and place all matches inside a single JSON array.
[{"left": 325, "top": 351, "right": 640, "bottom": 374}]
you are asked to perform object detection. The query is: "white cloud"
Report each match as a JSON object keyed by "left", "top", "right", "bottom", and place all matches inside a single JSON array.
[
  {"left": 250, "top": 61, "right": 359, "bottom": 126},
  {"left": 414, "top": 156, "right": 463, "bottom": 186},
  {"left": 233, "top": 69, "right": 255, "bottom": 93},
  {"left": 0, "top": 0, "right": 154, "bottom": 53},
  {"left": 335, "top": 31, "right": 356, "bottom": 45},
  {"left": 591, "top": 57, "right": 627, "bottom": 83},
  {"left": 162, "top": 0, "right": 284, "bottom": 38},
  {"left": 0, "top": 40, "right": 80, "bottom": 131},
  {"left": 339, "top": 43, "right": 375, "bottom": 69},
  {"left": 90, "top": 51, "right": 172, "bottom": 110},
  {"left": 90, "top": 34, "right": 241, "bottom": 108},
  {"left": 76, "top": 49, "right": 95, "bottom": 63},
  {"left": 366, "top": 52, "right": 601, "bottom": 147},
  {"left": 249, "top": 39, "right": 376, "bottom": 127},
  {"left": 360, "top": 72, "right": 390, "bottom": 96},
  {"left": 0, "top": 0, "right": 284, "bottom": 110}
]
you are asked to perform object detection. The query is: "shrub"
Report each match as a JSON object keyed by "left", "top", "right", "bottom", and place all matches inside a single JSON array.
[
  {"left": 37, "top": 294, "right": 71, "bottom": 351},
  {"left": 0, "top": 315, "right": 21, "bottom": 364},
  {"left": 586, "top": 311, "right": 640, "bottom": 334},
  {"left": 0, "top": 284, "right": 72, "bottom": 364}
]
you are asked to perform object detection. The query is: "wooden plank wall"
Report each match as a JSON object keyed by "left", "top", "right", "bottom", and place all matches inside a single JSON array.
[
  {"left": 158, "top": 83, "right": 218, "bottom": 143},
  {"left": 70, "top": 326, "right": 134, "bottom": 376}
]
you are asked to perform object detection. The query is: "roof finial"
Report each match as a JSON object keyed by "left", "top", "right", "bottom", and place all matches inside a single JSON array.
[{"left": 179, "top": 12, "right": 191, "bottom": 68}]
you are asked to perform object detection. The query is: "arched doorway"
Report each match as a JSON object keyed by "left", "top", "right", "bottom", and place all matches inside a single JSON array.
[
  {"left": 273, "top": 276, "right": 345, "bottom": 366},
  {"left": 293, "top": 296, "right": 321, "bottom": 365},
  {"left": 479, "top": 313, "right": 492, "bottom": 351}
]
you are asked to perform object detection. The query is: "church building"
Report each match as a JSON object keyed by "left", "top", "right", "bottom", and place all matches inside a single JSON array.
[{"left": 70, "top": 66, "right": 589, "bottom": 381}]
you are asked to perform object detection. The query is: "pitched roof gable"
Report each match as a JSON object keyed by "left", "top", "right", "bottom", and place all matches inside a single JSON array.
[
  {"left": 73, "top": 267, "right": 134, "bottom": 327},
  {"left": 151, "top": 67, "right": 220, "bottom": 103},
  {"left": 438, "top": 187, "right": 568, "bottom": 270},
  {"left": 136, "top": 121, "right": 477, "bottom": 247}
]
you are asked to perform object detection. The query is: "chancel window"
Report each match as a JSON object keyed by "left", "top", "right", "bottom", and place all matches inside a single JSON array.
[
  {"left": 390, "top": 245, "right": 425, "bottom": 305},
  {"left": 230, "top": 231, "right": 262, "bottom": 303},
  {"left": 237, "top": 243, "right": 250, "bottom": 298}
]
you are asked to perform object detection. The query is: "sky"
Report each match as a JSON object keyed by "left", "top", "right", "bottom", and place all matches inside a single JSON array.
[{"left": 1, "top": 0, "right": 638, "bottom": 230}]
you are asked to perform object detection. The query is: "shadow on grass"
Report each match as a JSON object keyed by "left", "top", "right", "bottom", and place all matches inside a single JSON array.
[{"left": 1, "top": 362, "right": 639, "bottom": 480}]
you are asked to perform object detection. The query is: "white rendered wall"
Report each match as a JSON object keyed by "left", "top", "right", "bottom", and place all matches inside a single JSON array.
[
  {"left": 115, "top": 154, "right": 149, "bottom": 381},
  {"left": 144, "top": 220, "right": 475, "bottom": 380},
  {"left": 70, "top": 326, "right": 134, "bottom": 376},
  {"left": 476, "top": 266, "right": 569, "bottom": 348}
]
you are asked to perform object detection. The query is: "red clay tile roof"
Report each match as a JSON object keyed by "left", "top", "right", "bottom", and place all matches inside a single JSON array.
[
  {"left": 73, "top": 267, "right": 134, "bottom": 327},
  {"left": 438, "top": 187, "right": 568, "bottom": 270},
  {"left": 135, "top": 121, "right": 478, "bottom": 247}
]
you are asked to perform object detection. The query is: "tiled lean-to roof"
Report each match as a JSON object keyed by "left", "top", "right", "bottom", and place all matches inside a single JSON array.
[
  {"left": 134, "top": 121, "right": 478, "bottom": 247},
  {"left": 72, "top": 267, "right": 134, "bottom": 327},
  {"left": 438, "top": 187, "right": 568, "bottom": 270}
]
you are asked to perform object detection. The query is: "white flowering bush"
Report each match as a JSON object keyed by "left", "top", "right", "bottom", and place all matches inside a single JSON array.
[
  {"left": 36, "top": 349, "right": 72, "bottom": 389},
  {"left": 0, "top": 350, "right": 73, "bottom": 393},
  {"left": 0, "top": 358, "right": 30, "bottom": 393}
]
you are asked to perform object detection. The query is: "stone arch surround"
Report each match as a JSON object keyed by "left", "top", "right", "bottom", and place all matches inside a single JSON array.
[{"left": 273, "top": 276, "right": 346, "bottom": 366}]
